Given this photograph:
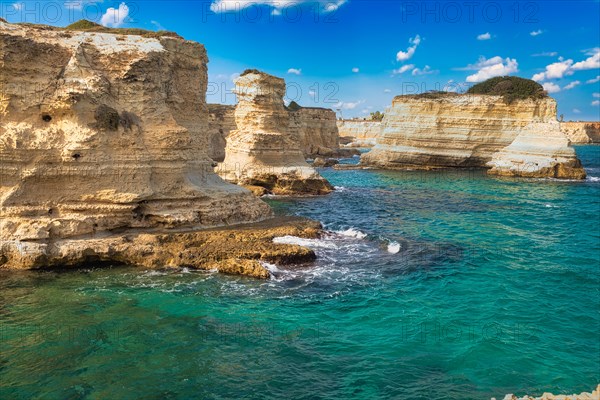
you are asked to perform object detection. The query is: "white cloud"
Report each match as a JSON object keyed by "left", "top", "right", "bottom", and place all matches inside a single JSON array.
[
  {"left": 477, "top": 32, "right": 491, "bottom": 41},
  {"left": 287, "top": 68, "right": 302, "bottom": 75},
  {"left": 592, "top": 100, "right": 600, "bottom": 106},
  {"left": 593, "top": 93, "right": 600, "bottom": 98},
  {"left": 352, "top": 67, "right": 359, "bottom": 73},
  {"left": 532, "top": 59, "right": 574, "bottom": 81},
  {"left": 101, "top": 2, "right": 129, "bottom": 27},
  {"left": 587, "top": 75, "right": 600, "bottom": 84},
  {"left": 412, "top": 65, "right": 436, "bottom": 76},
  {"left": 396, "top": 35, "right": 421, "bottom": 62},
  {"left": 532, "top": 49, "right": 600, "bottom": 82},
  {"left": 542, "top": 82, "right": 561, "bottom": 93},
  {"left": 308, "top": 90, "right": 316, "bottom": 97},
  {"left": 530, "top": 30, "right": 543, "bottom": 36},
  {"left": 64, "top": 0, "right": 99, "bottom": 11},
  {"left": 532, "top": 51, "right": 558, "bottom": 57},
  {"left": 571, "top": 48, "right": 600, "bottom": 71},
  {"left": 392, "top": 64, "right": 414, "bottom": 75},
  {"left": 573, "top": 108, "right": 581, "bottom": 114},
  {"left": 210, "top": 0, "right": 347, "bottom": 14},
  {"left": 12, "top": 2, "right": 22, "bottom": 10},
  {"left": 464, "top": 56, "right": 519, "bottom": 83},
  {"left": 334, "top": 100, "right": 364, "bottom": 110},
  {"left": 384, "top": 89, "right": 392, "bottom": 93},
  {"left": 563, "top": 81, "right": 581, "bottom": 90}
]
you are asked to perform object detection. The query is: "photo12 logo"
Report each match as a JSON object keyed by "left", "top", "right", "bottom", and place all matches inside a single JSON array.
[{"left": 400, "top": 1, "right": 540, "bottom": 24}]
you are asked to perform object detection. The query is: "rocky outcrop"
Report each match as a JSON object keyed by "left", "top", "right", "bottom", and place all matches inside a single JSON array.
[
  {"left": 337, "top": 120, "right": 382, "bottom": 147},
  {"left": 488, "top": 122, "right": 586, "bottom": 179},
  {"left": 561, "top": 122, "right": 600, "bottom": 144},
  {"left": 217, "top": 71, "right": 333, "bottom": 195},
  {"left": 288, "top": 107, "right": 340, "bottom": 156},
  {"left": 207, "top": 103, "right": 344, "bottom": 159},
  {"left": 361, "top": 94, "right": 585, "bottom": 179},
  {"left": 496, "top": 384, "right": 600, "bottom": 400},
  {"left": 0, "top": 21, "right": 322, "bottom": 276},
  {"left": 207, "top": 104, "right": 236, "bottom": 162}
]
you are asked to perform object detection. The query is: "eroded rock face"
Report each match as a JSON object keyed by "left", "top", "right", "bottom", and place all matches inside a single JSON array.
[
  {"left": 208, "top": 104, "right": 343, "bottom": 159},
  {"left": 207, "top": 104, "right": 236, "bottom": 162},
  {"left": 217, "top": 71, "right": 333, "bottom": 195},
  {"left": 361, "top": 94, "right": 585, "bottom": 179},
  {"left": 337, "top": 120, "right": 382, "bottom": 147},
  {"left": 288, "top": 107, "right": 340, "bottom": 156},
  {"left": 560, "top": 121, "right": 600, "bottom": 144},
  {"left": 0, "top": 21, "right": 279, "bottom": 272},
  {"left": 488, "top": 122, "right": 586, "bottom": 179}
]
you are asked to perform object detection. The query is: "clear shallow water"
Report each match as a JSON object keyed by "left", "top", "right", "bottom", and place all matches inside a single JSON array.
[{"left": 1, "top": 146, "right": 599, "bottom": 399}]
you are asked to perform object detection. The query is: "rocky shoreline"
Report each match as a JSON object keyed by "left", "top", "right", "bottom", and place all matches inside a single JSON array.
[
  {"left": 0, "top": 216, "right": 322, "bottom": 279},
  {"left": 495, "top": 384, "right": 600, "bottom": 400}
]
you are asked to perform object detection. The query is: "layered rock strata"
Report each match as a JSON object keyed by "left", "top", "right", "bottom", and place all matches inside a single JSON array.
[
  {"left": 288, "top": 107, "right": 340, "bottom": 156},
  {"left": 0, "top": 22, "right": 320, "bottom": 276},
  {"left": 207, "top": 104, "right": 236, "bottom": 162},
  {"left": 337, "top": 120, "right": 382, "bottom": 147},
  {"left": 217, "top": 71, "right": 333, "bottom": 195},
  {"left": 361, "top": 94, "right": 585, "bottom": 179},
  {"left": 208, "top": 103, "right": 345, "bottom": 159},
  {"left": 560, "top": 121, "right": 600, "bottom": 144}
]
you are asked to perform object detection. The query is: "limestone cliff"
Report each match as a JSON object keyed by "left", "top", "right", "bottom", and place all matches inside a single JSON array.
[
  {"left": 208, "top": 103, "right": 342, "bottom": 159},
  {"left": 0, "top": 21, "right": 320, "bottom": 275},
  {"left": 560, "top": 121, "right": 600, "bottom": 144},
  {"left": 361, "top": 94, "right": 585, "bottom": 179},
  {"left": 288, "top": 107, "right": 340, "bottom": 156},
  {"left": 217, "top": 71, "right": 333, "bottom": 195},
  {"left": 207, "top": 104, "right": 236, "bottom": 161},
  {"left": 337, "top": 120, "right": 382, "bottom": 147}
]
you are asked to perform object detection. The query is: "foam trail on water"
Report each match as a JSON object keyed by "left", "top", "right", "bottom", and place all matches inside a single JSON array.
[{"left": 336, "top": 228, "right": 367, "bottom": 239}]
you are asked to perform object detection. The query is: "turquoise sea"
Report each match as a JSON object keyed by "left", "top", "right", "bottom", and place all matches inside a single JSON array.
[{"left": 1, "top": 146, "right": 599, "bottom": 399}]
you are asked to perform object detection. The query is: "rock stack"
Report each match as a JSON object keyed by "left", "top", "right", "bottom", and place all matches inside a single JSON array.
[{"left": 217, "top": 70, "right": 333, "bottom": 195}]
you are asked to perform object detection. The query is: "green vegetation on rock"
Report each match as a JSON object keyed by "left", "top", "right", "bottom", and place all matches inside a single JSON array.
[
  {"left": 62, "top": 20, "right": 182, "bottom": 38},
  {"left": 467, "top": 76, "right": 548, "bottom": 103},
  {"left": 286, "top": 101, "right": 302, "bottom": 111}
]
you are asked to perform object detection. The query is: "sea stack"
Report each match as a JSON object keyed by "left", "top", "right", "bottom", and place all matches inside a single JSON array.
[
  {"left": 361, "top": 77, "right": 586, "bottom": 179},
  {"left": 217, "top": 70, "right": 333, "bottom": 195}
]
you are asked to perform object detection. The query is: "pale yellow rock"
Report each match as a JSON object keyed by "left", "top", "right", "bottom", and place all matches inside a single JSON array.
[
  {"left": 217, "top": 71, "right": 333, "bottom": 195},
  {"left": 560, "top": 121, "right": 600, "bottom": 144},
  {"left": 488, "top": 121, "right": 586, "bottom": 179},
  {"left": 288, "top": 107, "right": 340, "bottom": 156},
  {"left": 0, "top": 21, "right": 276, "bottom": 269},
  {"left": 208, "top": 103, "right": 342, "bottom": 159},
  {"left": 207, "top": 103, "right": 236, "bottom": 162},
  {"left": 361, "top": 94, "right": 585, "bottom": 179},
  {"left": 337, "top": 120, "right": 382, "bottom": 147}
]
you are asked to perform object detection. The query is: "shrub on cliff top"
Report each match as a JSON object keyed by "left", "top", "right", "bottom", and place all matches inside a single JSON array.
[
  {"left": 64, "top": 19, "right": 181, "bottom": 39},
  {"left": 467, "top": 76, "right": 547, "bottom": 103},
  {"left": 240, "top": 69, "right": 264, "bottom": 77},
  {"left": 286, "top": 101, "right": 302, "bottom": 111}
]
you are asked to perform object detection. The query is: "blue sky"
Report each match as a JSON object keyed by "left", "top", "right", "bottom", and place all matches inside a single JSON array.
[{"left": 1, "top": 0, "right": 599, "bottom": 120}]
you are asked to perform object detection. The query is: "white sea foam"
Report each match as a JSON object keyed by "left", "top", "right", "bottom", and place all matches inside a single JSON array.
[
  {"left": 587, "top": 176, "right": 600, "bottom": 182},
  {"left": 334, "top": 186, "right": 348, "bottom": 192},
  {"left": 387, "top": 241, "right": 401, "bottom": 254},
  {"left": 260, "top": 261, "right": 280, "bottom": 273},
  {"left": 273, "top": 235, "right": 339, "bottom": 249},
  {"left": 336, "top": 228, "right": 367, "bottom": 239}
]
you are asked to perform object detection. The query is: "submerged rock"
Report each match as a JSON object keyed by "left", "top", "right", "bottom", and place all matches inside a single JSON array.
[
  {"left": 217, "top": 70, "right": 333, "bottom": 195},
  {"left": 495, "top": 384, "right": 600, "bottom": 400}
]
